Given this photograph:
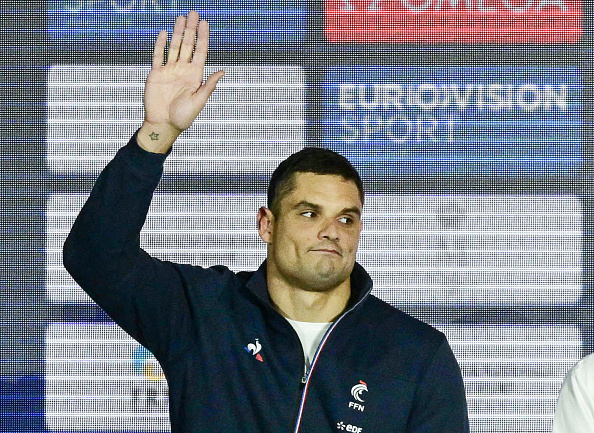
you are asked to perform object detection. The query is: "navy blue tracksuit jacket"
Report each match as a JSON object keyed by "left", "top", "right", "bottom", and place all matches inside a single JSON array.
[{"left": 63, "top": 133, "right": 470, "bottom": 433}]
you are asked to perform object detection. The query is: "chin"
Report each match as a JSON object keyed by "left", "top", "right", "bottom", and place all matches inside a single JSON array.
[{"left": 301, "top": 271, "right": 349, "bottom": 293}]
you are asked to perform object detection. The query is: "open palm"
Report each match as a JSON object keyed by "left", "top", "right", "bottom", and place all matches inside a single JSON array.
[{"left": 143, "top": 11, "right": 224, "bottom": 136}]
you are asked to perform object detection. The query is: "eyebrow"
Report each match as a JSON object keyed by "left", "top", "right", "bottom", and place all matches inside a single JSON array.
[
  {"left": 292, "top": 201, "right": 362, "bottom": 217},
  {"left": 293, "top": 201, "right": 321, "bottom": 212}
]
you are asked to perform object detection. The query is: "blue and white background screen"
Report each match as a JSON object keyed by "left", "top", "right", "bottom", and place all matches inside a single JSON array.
[{"left": 2, "top": 1, "right": 592, "bottom": 432}]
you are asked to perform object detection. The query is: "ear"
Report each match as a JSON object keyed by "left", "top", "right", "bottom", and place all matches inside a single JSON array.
[{"left": 257, "top": 207, "right": 274, "bottom": 244}]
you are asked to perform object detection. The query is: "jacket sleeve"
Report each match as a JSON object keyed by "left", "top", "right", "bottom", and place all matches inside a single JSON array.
[
  {"left": 407, "top": 338, "right": 470, "bottom": 433},
  {"left": 552, "top": 358, "right": 594, "bottom": 433},
  {"left": 63, "top": 132, "right": 201, "bottom": 361}
]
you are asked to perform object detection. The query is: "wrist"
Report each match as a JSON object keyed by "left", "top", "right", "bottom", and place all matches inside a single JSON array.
[{"left": 137, "top": 122, "right": 181, "bottom": 154}]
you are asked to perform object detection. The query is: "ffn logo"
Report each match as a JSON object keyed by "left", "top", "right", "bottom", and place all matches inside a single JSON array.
[
  {"left": 351, "top": 380, "right": 368, "bottom": 402},
  {"left": 348, "top": 380, "right": 368, "bottom": 411}
]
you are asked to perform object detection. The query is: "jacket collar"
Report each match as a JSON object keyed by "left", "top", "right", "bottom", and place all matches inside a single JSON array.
[{"left": 245, "top": 260, "right": 374, "bottom": 313}]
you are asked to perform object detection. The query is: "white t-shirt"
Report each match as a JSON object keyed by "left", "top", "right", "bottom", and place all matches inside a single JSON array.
[
  {"left": 553, "top": 352, "right": 594, "bottom": 433},
  {"left": 285, "top": 318, "right": 333, "bottom": 370}
]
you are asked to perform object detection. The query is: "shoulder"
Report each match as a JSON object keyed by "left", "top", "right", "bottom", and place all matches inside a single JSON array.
[
  {"left": 175, "top": 263, "right": 243, "bottom": 283},
  {"left": 361, "top": 294, "right": 446, "bottom": 346},
  {"left": 171, "top": 263, "right": 255, "bottom": 301},
  {"left": 337, "top": 295, "right": 461, "bottom": 388},
  {"left": 565, "top": 352, "right": 594, "bottom": 386},
  {"left": 572, "top": 352, "right": 594, "bottom": 370},
  {"left": 554, "top": 353, "right": 594, "bottom": 431},
  {"left": 350, "top": 295, "right": 451, "bottom": 377},
  {"left": 350, "top": 263, "right": 445, "bottom": 349}
]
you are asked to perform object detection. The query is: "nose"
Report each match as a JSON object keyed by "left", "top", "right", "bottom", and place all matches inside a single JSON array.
[{"left": 318, "top": 218, "right": 340, "bottom": 241}]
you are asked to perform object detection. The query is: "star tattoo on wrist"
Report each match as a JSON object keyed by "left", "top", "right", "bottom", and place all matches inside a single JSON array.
[{"left": 149, "top": 132, "right": 159, "bottom": 141}]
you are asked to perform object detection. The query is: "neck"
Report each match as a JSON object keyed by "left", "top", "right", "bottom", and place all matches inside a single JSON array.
[{"left": 267, "top": 274, "right": 351, "bottom": 323}]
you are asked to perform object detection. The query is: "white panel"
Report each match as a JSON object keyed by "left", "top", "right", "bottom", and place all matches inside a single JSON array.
[
  {"left": 47, "top": 65, "right": 305, "bottom": 174},
  {"left": 439, "top": 325, "right": 581, "bottom": 433},
  {"left": 46, "top": 193, "right": 267, "bottom": 303},
  {"left": 47, "top": 194, "right": 581, "bottom": 305},
  {"left": 45, "top": 323, "right": 170, "bottom": 431},
  {"left": 363, "top": 195, "right": 581, "bottom": 306}
]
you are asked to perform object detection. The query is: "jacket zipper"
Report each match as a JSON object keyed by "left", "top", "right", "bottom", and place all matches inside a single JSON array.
[
  {"left": 292, "top": 290, "right": 372, "bottom": 433},
  {"left": 301, "top": 363, "right": 308, "bottom": 385}
]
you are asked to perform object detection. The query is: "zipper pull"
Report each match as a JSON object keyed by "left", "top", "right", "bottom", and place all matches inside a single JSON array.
[{"left": 301, "top": 358, "right": 309, "bottom": 384}]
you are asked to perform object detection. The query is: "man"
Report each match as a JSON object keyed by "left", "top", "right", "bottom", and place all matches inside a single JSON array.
[
  {"left": 63, "top": 11, "right": 469, "bottom": 433},
  {"left": 553, "top": 352, "right": 594, "bottom": 432}
]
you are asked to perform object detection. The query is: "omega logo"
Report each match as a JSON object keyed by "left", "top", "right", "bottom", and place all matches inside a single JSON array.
[{"left": 401, "top": 0, "right": 567, "bottom": 13}]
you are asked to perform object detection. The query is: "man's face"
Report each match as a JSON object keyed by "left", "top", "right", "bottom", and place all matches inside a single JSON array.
[{"left": 258, "top": 172, "right": 363, "bottom": 293}]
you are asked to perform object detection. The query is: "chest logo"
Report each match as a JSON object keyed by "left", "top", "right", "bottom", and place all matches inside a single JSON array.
[
  {"left": 351, "top": 380, "right": 368, "bottom": 402},
  {"left": 245, "top": 338, "right": 264, "bottom": 362},
  {"left": 337, "top": 421, "right": 363, "bottom": 432},
  {"left": 348, "top": 380, "right": 368, "bottom": 412}
]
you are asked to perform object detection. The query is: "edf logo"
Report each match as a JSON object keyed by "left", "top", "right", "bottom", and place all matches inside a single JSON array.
[{"left": 336, "top": 421, "right": 363, "bottom": 432}]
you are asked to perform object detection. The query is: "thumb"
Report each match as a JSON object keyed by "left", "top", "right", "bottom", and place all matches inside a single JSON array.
[{"left": 200, "top": 70, "right": 225, "bottom": 99}]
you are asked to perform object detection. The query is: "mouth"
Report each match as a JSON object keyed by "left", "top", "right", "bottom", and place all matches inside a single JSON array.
[{"left": 310, "top": 248, "right": 342, "bottom": 256}]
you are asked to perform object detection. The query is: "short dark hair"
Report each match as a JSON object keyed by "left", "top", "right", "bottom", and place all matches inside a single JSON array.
[{"left": 267, "top": 147, "right": 364, "bottom": 216}]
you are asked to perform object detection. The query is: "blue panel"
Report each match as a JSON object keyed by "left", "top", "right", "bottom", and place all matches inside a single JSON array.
[
  {"left": 323, "top": 67, "right": 582, "bottom": 177},
  {"left": 0, "top": 375, "right": 44, "bottom": 433},
  {"left": 48, "top": 0, "right": 306, "bottom": 48}
]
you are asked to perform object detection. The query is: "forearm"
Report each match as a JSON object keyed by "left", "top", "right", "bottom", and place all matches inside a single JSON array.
[
  {"left": 63, "top": 131, "right": 168, "bottom": 291},
  {"left": 60, "top": 11, "right": 224, "bottom": 358},
  {"left": 65, "top": 9, "right": 222, "bottom": 286}
]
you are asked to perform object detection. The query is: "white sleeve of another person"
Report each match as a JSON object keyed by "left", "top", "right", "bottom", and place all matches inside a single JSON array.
[{"left": 553, "top": 353, "right": 594, "bottom": 433}]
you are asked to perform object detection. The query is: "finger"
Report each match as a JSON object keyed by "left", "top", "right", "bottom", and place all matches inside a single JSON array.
[
  {"left": 192, "top": 20, "right": 210, "bottom": 73},
  {"left": 198, "top": 70, "right": 225, "bottom": 100},
  {"left": 167, "top": 15, "right": 186, "bottom": 64},
  {"left": 152, "top": 30, "right": 168, "bottom": 68},
  {"left": 179, "top": 10, "right": 199, "bottom": 62}
]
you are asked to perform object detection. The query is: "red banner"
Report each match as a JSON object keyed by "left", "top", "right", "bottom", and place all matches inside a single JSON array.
[{"left": 325, "top": 0, "right": 582, "bottom": 43}]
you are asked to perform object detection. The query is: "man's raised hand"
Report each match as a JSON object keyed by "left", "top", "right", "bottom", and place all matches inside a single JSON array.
[{"left": 137, "top": 11, "right": 225, "bottom": 153}]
